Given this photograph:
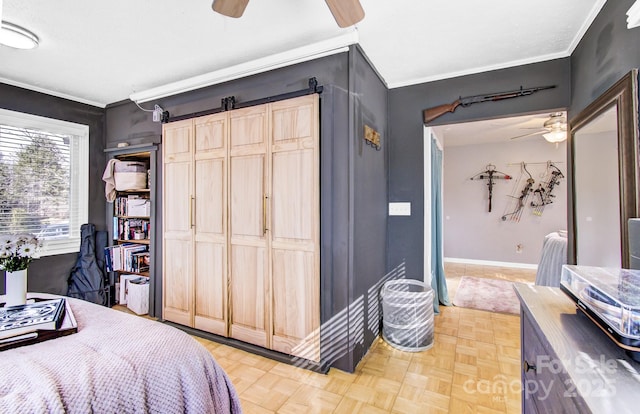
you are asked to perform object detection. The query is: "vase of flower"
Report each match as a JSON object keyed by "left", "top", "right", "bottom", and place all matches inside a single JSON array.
[
  {"left": 5, "top": 269, "right": 27, "bottom": 306},
  {"left": 1, "top": 234, "right": 40, "bottom": 307}
]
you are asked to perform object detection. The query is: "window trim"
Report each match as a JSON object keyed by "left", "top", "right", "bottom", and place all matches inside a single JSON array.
[{"left": 0, "top": 108, "right": 88, "bottom": 256}]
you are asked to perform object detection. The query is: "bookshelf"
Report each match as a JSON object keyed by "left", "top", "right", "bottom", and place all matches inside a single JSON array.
[{"left": 104, "top": 144, "right": 158, "bottom": 316}]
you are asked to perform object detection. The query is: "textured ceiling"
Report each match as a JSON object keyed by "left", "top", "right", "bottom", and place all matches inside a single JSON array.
[
  {"left": 434, "top": 112, "right": 569, "bottom": 147},
  {"left": 0, "top": 0, "right": 606, "bottom": 107}
]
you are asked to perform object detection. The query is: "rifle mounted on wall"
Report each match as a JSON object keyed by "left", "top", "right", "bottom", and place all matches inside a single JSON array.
[{"left": 422, "top": 85, "right": 556, "bottom": 124}]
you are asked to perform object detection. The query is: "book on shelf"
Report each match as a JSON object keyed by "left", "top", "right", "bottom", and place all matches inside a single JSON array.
[
  {"left": 105, "top": 243, "right": 149, "bottom": 273},
  {"left": 114, "top": 217, "right": 150, "bottom": 241},
  {"left": 115, "top": 195, "right": 150, "bottom": 217}
]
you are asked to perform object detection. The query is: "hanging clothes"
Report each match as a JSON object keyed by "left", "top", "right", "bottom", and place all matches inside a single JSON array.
[{"left": 102, "top": 158, "right": 119, "bottom": 202}]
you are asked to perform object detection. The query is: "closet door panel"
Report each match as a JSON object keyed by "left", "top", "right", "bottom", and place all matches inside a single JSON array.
[
  {"left": 230, "top": 106, "right": 267, "bottom": 148},
  {"left": 195, "top": 159, "right": 225, "bottom": 234},
  {"left": 195, "top": 114, "right": 226, "bottom": 153},
  {"left": 271, "top": 249, "right": 319, "bottom": 361},
  {"left": 230, "top": 155, "right": 265, "bottom": 237},
  {"left": 164, "top": 119, "right": 192, "bottom": 162},
  {"left": 269, "top": 94, "right": 319, "bottom": 360},
  {"left": 229, "top": 245, "right": 268, "bottom": 347},
  {"left": 194, "top": 241, "right": 226, "bottom": 335},
  {"left": 229, "top": 104, "right": 269, "bottom": 348},
  {"left": 271, "top": 98, "right": 313, "bottom": 145},
  {"left": 193, "top": 114, "right": 228, "bottom": 335},
  {"left": 164, "top": 162, "right": 192, "bottom": 233},
  {"left": 163, "top": 238, "right": 193, "bottom": 326},
  {"left": 162, "top": 118, "right": 194, "bottom": 326},
  {"left": 271, "top": 150, "right": 314, "bottom": 244}
]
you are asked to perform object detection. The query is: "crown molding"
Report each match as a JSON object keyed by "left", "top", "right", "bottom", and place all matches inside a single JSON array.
[{"left": 129, "top": 30, "right": 359, "bottom": 104}]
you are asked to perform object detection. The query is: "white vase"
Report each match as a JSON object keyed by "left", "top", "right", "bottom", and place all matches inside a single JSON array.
[{"left": 5, "top": 269, "right": 27, "bottom": 307}]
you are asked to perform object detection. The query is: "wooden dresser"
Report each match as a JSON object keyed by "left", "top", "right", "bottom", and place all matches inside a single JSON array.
[{"left": 514, "top": 283, "right": 640, "bottom": 414}]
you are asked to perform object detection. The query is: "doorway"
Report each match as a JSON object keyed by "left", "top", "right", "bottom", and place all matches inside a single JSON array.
[{"left": 424, "top": 112, "right": 569, "bottom": 296}]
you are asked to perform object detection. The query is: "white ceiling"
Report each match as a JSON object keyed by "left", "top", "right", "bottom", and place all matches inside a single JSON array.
[
  {"left": 0, "top": 0, "right": 606, "bottom": 107},
  {"left": 433, "top": 112, "right": 568, "bottom": 147}
]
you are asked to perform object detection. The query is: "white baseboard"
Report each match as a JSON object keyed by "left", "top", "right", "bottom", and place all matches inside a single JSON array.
[{"left": 444, "top": 257, "right": 538, "bottom": 270}]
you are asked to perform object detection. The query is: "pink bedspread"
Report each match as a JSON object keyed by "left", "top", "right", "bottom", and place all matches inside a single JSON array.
[{"left": 0, "top": 296, "right": 242, "bottom": 413}]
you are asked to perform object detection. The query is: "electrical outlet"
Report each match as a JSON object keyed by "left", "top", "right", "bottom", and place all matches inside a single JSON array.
[
  {"left": 389, "top": 202, "right": 411, "bottom": 216},
  {"left": 516, "top": 244, "right": 523, "bottom": 253}
]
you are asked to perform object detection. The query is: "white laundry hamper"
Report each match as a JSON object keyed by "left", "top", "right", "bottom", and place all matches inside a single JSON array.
[{"left": 381, "top": 279, "right": 434, "bottom": 352}]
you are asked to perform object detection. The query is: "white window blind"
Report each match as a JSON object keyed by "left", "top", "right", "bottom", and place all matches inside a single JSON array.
[{"left": 0, "top": 108, "right": 88, "bottom": 256}]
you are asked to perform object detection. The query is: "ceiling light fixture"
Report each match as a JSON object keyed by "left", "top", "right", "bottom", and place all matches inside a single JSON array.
[
  {"left": 543, "top": 130, "right": 567, "bottom": 143},
  {"left": 0, "top": 21, "right": 39, "bottom": 50},
  {"left": 542, "top": 112, "right": 567, "bottom": 143}
]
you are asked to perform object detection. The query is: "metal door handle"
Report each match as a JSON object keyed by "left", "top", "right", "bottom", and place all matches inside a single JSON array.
[
  {"left": 190, "top": 196, "right": 195, "bottom": 228},
  {"left": 263, "top": 194, "right": 268, "bottom": 235}
]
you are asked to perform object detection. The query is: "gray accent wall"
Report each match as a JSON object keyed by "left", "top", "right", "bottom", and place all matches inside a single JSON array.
[
  {"left": 387, "top": 59, "right": 571, "bottom": 283},
  {"left": 570, "top": 0, "right": 640, "bottom": 117},
  {"left": 0, "top": 83, "right": 106, "bottom": 296},
  {"left": 350, "top": 46, "right": 388, "bottom": 367}
]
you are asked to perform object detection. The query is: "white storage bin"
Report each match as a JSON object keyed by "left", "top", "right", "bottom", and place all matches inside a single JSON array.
[
  {"left": 114, "top": 161, "right": 147, "bottom": 191},
  {"left": 128, "top": 198, "right": 150, "bottom": 216},
  {"left": 381, "top": 279, "right": 434, "bottom": 352},
  {"left": 126, "top": 277, "right": 149, "bottom": 315},
  {"left": 119, "top": 274, "right": 140, "bottom": 304}
]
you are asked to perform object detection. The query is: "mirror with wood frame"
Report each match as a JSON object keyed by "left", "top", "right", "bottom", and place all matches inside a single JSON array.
[{"left": 568, "top": 69, "right": 639, "bottom": 268}]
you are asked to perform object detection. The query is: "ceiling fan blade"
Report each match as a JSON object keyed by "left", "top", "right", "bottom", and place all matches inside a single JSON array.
[
  {"left": 325, "top": 0, "right": 365, "bottom": 28},
  {"left": 509, "top": 130, "right": 545, "bottom": 140},
  {"left": 212, "top": 0, "right": 249, "bottom": 18}
]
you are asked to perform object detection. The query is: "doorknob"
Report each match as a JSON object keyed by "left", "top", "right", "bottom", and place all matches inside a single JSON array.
[{"left": 523, "top": 360, "right": 537, "bottom": 373}]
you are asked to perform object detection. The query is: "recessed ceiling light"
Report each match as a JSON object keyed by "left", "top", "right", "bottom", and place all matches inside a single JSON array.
[{"left": 0, "top": 21, "right": 39, "bottom": 50}]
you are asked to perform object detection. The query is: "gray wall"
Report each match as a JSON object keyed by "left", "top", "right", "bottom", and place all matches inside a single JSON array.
[
  {"left": 387, "top": 58, "right": 571, "bottom": 282},
  {"left": 570, "top": 0, "right": 640, "bottom": 118},
  {"left": 350, "top": 46, "right": 388, "bottom": 367},
  {"left": 0, "top": 83, "right": 106, "bottom": 296},
  {"left": 443, "top": 139, "right": 567, "bottom": 264}
]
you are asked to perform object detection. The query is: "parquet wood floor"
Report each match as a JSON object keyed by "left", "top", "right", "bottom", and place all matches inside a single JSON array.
[
  {"left": 198, "top": 263, "right": 535, "bottom": 414},
  {"left": 121, "top": 263, "right": 536, "bottom": 413}
]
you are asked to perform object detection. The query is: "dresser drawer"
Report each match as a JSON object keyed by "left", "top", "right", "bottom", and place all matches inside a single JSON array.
[{"left": 521, "top": 311, "right": 586, "bottom": 414}]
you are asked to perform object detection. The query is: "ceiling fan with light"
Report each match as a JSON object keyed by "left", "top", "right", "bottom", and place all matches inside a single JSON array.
[
  {"left": 211, "top": 0, "right": 365, "bottom": 28},
  {"left": 510, "top": 112, "right": 567, "bottom": 143}
]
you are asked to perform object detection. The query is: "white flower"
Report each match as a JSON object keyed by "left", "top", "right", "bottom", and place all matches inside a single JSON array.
[
  {"left": 18, "top": 243, "right": 38, "bottom": 258},
  {"left": 0, "top": 233, "right": 41, "bottom": 272},
  {"left": 1, "top": 235, "right": 14, "bottom": 247}
]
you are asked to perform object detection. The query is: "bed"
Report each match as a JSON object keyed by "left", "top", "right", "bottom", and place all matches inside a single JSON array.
[{"left": 0, "top": 294, "right": 242, "bottom": 413}]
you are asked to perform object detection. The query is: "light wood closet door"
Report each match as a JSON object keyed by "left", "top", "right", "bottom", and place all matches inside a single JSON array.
[
  {"left": 269, "top": 95, "right": 320, "bottom": 361},
  {"left": 162, "top": 119, "right": 194, "bottom": 326},
  {"left": 228, "top": 104, "right": 269, "bottom": 348},
  {"left": 193, "top": 113, "right": 228, "bottom": 336}
]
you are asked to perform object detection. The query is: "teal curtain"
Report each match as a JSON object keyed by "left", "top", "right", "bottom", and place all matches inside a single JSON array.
[{"left": 430, "top": 137, "right": 451, "bottom": 313}]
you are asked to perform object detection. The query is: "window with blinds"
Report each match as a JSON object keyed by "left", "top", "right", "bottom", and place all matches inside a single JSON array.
[{"left": 0, "top": 108, "right": 88, "bottom": 256}]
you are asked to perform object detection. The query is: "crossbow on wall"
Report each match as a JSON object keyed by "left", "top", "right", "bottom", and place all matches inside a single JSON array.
[{"left": 470, "top": 164, "right": 512, "bottom": 212}]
